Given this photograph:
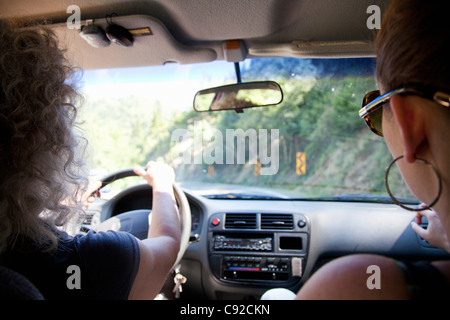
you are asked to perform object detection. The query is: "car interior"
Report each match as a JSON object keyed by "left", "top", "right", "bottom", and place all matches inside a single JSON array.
[{"left": 1, "top": 0, "right": 449, "bottom": 300}]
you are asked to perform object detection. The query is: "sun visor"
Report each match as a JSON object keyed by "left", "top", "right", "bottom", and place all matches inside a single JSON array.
[
  {"left": 53, "top": 15, "right": 217, "bottom": 69},
  {"left": 249, "top": 41, "right": 375, "bottom": 59}
]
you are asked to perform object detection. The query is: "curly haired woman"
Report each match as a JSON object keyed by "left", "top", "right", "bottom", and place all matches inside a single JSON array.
[{"left": 0, "top": 20, "right": 180, "bottom": 299}]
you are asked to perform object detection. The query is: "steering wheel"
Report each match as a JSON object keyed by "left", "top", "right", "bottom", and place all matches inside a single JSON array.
[{"left": 94, "top": 168, "right": 191, "bottom": 269}]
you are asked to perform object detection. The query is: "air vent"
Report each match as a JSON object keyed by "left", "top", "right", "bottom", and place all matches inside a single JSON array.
[
  {"left": 261, "top": 213, "right": 294, "bottom": 230},
  {"left": 225, "top": 213, "right": 257, "bottom": 229}
]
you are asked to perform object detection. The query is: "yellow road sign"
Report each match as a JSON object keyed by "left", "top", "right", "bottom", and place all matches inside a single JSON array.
[
  {"left": 296, "top": 152, "right": 306, "bottom": 175},
  {"left": 255, "top": 161, "right": 261, "bottom": 176}
]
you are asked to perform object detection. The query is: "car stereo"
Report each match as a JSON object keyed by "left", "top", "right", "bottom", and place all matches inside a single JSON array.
[
  {"left": 207, "top": 212, "right": 309, "bottom": 285},
  {"left": 213, "top": 235, "right": 273, "bottom": 251}
]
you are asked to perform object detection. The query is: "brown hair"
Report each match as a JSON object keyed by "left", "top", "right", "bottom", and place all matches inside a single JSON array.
[
  {"left": 0, "top": 20, "right": 88, "bottom": 254},
  {"left": 376, "top": 0, "right": 450, "bottom": 92}
]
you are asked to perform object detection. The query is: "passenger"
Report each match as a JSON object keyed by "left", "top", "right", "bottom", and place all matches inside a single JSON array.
[
  {"left": 0, "top": 19, "right": 180, "bottom": 299},
  {"left": 296, "top": 0, "right": 450, "bottom": 299}
]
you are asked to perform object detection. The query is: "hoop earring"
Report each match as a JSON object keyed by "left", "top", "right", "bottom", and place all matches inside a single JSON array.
[{"left": 385, "top": 155, "right": 442, "bottom": 211}]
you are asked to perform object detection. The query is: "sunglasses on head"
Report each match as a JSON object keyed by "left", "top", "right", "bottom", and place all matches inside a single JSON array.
[{"left": 359, "top": 85, "right": 450, "bottom": 137}]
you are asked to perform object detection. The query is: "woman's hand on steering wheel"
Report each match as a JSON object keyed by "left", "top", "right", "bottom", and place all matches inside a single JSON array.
[
  {"left": 133, "top": 161, "right": 175, "bottom": 192},
  {"left": 81, "top": 180, "right": 102, "bottom": 210}
]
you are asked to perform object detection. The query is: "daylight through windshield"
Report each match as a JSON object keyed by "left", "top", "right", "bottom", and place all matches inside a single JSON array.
[{"left": 79, "top": 57, "right": 414, "bottom": 201}]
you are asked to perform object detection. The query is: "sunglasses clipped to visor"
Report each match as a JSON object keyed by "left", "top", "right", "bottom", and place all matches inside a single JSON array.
[{"left": 359, "top": 86, "right": 450, "bottom": 136}]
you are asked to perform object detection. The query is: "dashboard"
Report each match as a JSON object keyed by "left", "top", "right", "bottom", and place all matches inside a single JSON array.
[{"left": 85, "top": 183, "right": 450, "bottom": 300}]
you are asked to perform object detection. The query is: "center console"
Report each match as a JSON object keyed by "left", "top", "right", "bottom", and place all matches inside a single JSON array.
[{"left": 207, "top": 212, "right": 309, "bottom": 287}]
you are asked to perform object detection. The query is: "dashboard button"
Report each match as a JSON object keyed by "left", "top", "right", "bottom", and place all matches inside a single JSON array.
[{"left": 298, "top": 219, "right": 307, "bottom": 228}]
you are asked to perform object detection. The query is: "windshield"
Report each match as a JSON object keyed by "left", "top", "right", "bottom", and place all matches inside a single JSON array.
[{"left": 79, "top": 57, "right": 415, "bottom": 202}]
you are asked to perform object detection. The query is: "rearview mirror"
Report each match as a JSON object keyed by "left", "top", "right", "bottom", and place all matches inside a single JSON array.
[{"left": 193, "top": 81, "right": 283, "bottom": 112}]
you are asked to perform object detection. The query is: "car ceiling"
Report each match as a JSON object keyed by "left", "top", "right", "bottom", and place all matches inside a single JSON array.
[{"left": 0, "top": 0, "right": 390, "bottom": 70}]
